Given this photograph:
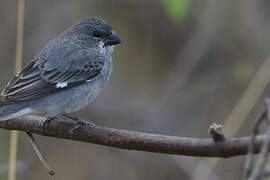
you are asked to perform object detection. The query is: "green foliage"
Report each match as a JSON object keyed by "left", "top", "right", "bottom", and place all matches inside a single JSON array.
[{"left": 162, "top": 0, "right": 190, "bottom": 23}]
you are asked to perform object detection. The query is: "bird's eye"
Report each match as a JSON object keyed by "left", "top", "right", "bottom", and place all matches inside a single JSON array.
[{"left": 93, "top": 31, "right": 101, "bottom": 38}]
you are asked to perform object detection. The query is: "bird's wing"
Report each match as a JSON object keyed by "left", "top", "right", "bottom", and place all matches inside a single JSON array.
[{"left": 1, "top": 50, "right": 105, "bottom": 104}]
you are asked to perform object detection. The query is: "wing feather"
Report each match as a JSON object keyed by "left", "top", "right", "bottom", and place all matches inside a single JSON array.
[{"left": 1, "top": 53, "right": 105, "bottom": 104}]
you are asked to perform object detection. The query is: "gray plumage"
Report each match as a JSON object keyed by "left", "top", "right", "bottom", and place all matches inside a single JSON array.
[{"left": 0, "top": 17, "right": 121, "bottom": 121}]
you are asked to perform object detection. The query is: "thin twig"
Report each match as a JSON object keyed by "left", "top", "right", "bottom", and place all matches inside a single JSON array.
[
  {"left": 245, "top": 110, "right": 267, "bottom": 179},
  {"left": 252, "top": 128, "right": 270, "bottom": 180},
  {"left": 8, "top": 0, "right": 25, "bottom": 180},
  {"left": 8, "top": 132, "right": 18, "bottom": 180},
  {"left": 26, "top": 132, "right": 55, "bottom": 175},
  {"left": 261, "top": 166, "right": 270, "bottom": 178}
]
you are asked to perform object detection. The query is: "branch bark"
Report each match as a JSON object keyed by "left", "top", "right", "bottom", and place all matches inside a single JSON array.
[{"left": 0, "top": 115, "right": 266, "bottom": 158}]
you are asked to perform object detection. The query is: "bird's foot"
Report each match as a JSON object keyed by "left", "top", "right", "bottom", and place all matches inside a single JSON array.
[
  {"left": 68, "top": 119, "right": 95, "bottom": 135},
  {"left": 63, "top": 113, "right": 95, "bottom": 136}
]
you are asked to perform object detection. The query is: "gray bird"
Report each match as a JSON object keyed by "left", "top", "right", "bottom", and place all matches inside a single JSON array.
[{"left": 0, "top": 17, "right": 121, "bottom": 133}]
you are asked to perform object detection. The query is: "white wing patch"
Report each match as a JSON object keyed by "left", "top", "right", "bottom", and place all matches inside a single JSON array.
[{"left": 56, "top": 82, "right": 68, "bottom": 88}]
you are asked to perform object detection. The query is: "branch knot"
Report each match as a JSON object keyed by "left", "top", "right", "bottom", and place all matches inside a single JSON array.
[{"left": 208, "top": 123, "right": 225, "bottom": 142}]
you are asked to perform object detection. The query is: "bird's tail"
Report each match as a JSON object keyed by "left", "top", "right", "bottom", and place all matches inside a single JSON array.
[{"left": 0, "top": 101, "right": 33, "bottom": 121}]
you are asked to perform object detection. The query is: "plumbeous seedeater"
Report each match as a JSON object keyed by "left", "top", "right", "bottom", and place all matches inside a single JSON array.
[{"left": 0, "top": 17, "right": 121, "bottom": 133}]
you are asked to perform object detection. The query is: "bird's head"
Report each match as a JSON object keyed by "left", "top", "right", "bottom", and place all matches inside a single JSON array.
[{"left": 70, "top": 17, "right": 121, "bottom": 51}]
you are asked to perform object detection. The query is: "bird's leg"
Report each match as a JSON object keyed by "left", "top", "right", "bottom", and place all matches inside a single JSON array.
[
  {"left": 62, "top": 113, "right": 95, "bottom": 135},
  {"left": 41, "top": 117, "right": 58, "bottom": 133}
]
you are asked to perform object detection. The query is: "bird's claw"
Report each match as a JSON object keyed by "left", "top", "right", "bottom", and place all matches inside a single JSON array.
[{"left": 68, "top": 119, "right": 95, "bottom": 136}]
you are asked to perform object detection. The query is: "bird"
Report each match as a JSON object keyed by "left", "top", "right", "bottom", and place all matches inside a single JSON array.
[{"left": 0, "top": 17, "right": 121, "bottom": 134}]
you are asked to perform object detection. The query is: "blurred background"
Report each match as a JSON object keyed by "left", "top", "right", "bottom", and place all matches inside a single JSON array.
[{"left": 1, "top": 0, "right": 270, "bottom": 179}]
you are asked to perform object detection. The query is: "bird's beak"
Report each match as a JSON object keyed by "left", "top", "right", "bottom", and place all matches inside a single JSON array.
[{"left": 105, "top": 31, "right": 121, "bottom": 46}]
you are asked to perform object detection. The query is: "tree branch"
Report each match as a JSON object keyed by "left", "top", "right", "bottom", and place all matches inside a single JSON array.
[{"left": 0, "top": 115, "right": 266, "bottom": 158}]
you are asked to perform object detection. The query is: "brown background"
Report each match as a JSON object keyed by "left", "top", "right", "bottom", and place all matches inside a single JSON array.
[{"left": 0, "top": 0, "right": 270, "bottom": 179}]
